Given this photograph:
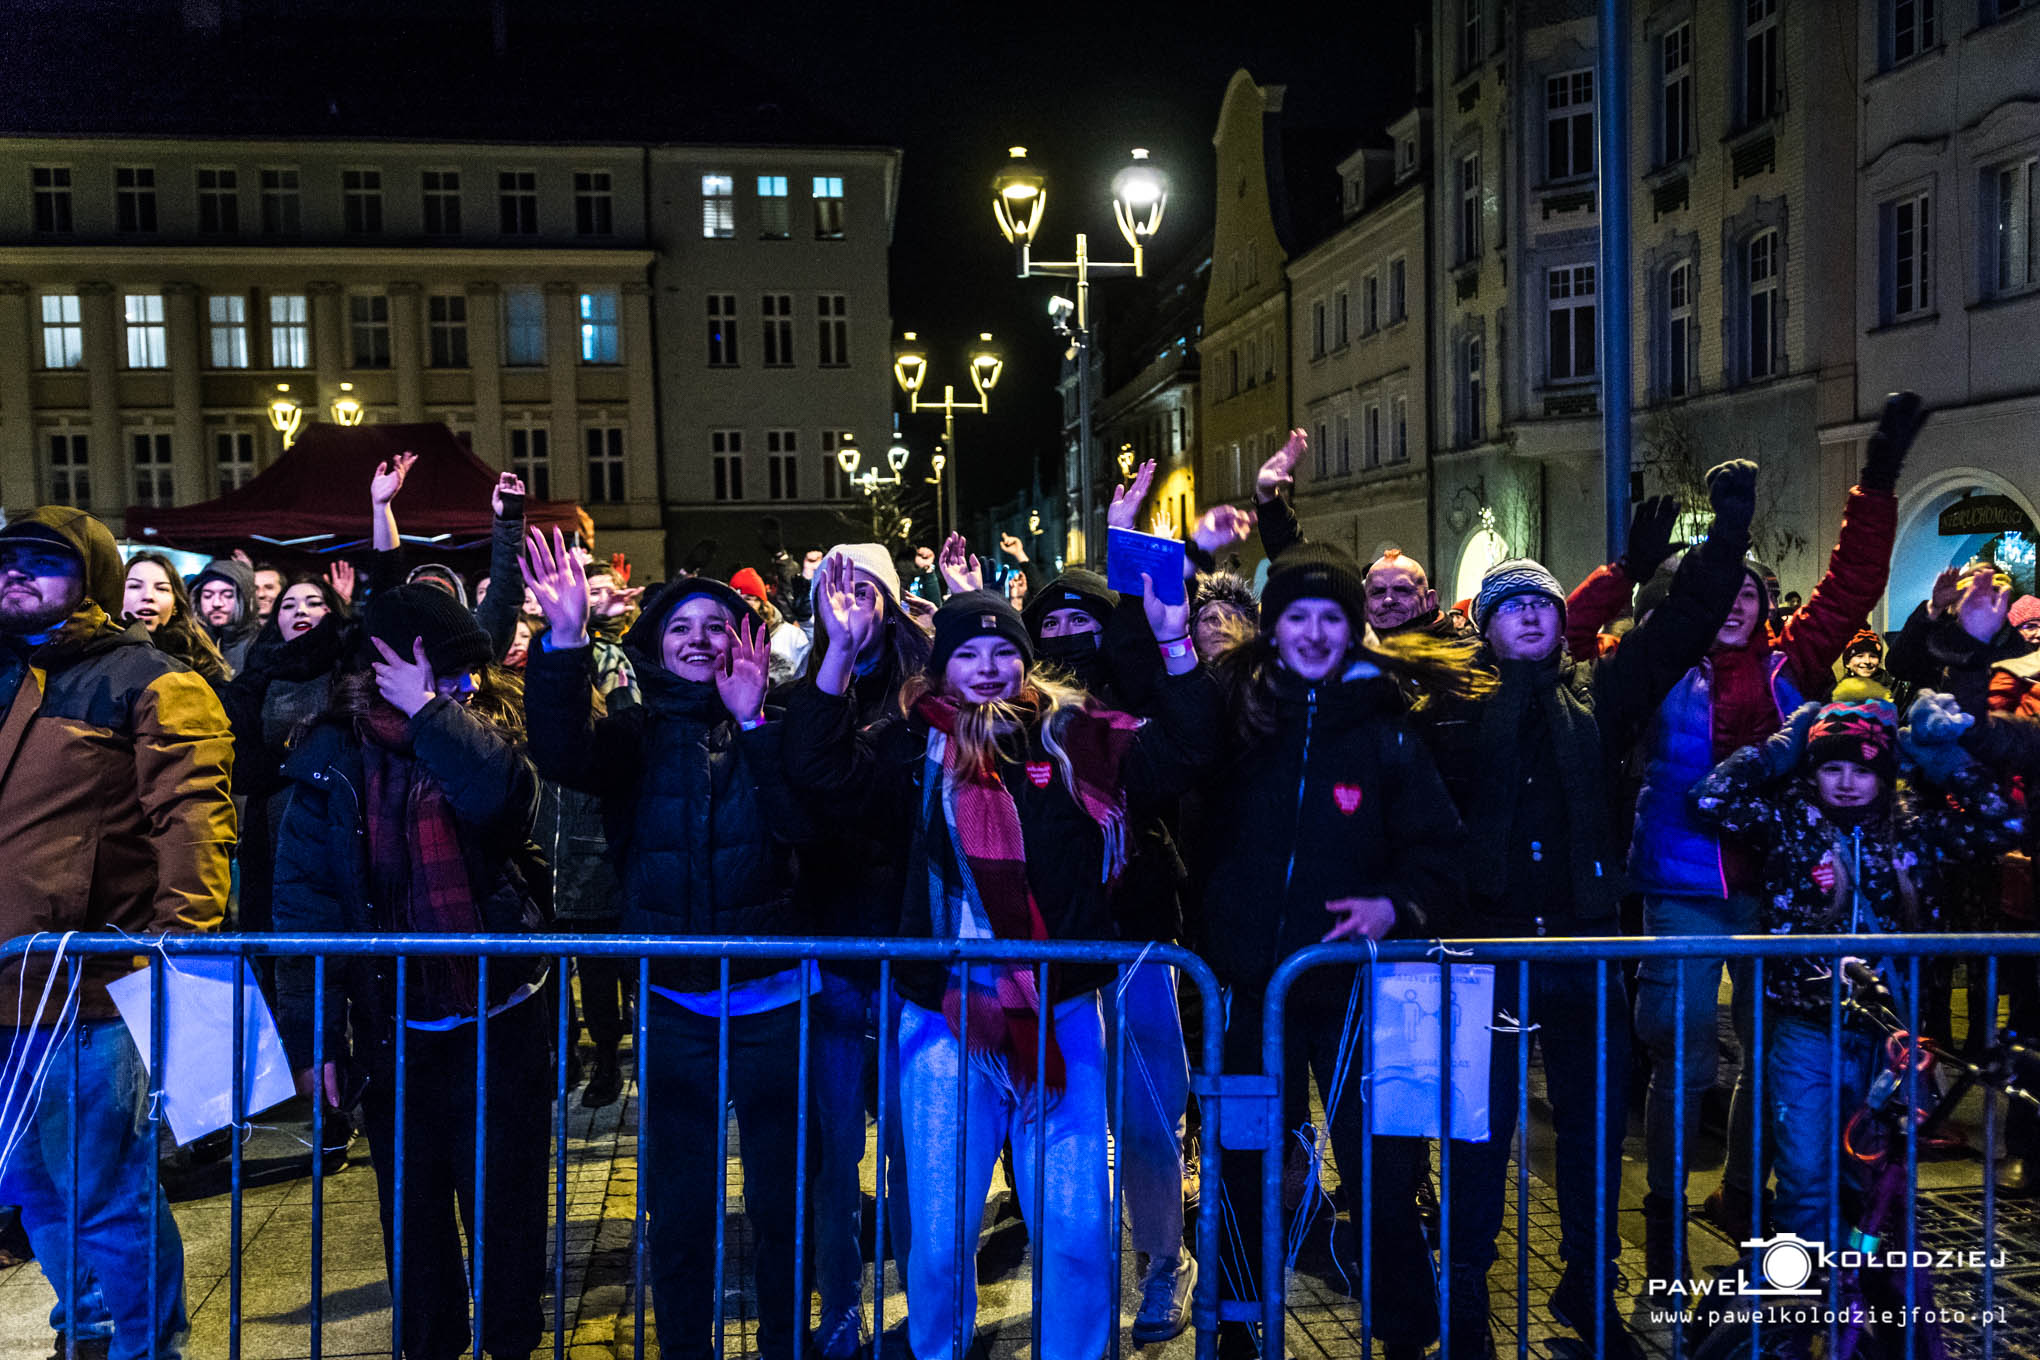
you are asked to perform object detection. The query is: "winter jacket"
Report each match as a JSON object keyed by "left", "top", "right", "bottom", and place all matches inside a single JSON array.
[
  {"left": 1887, "top": 602, "right": 2030, "bottom": 714},
  {"left": 537, "top": 634, "right": 635, "bottom": 925},
  {"left": 525, "top": 636, "right": 814, "bottom": 993},
  {"left": 271, "top": 696, "right": 541, "bottom": 1069},
  {"left": 364, "top": 506, "right": 524, "bottom": 659},
  {"left": 0, "top": 508, "right": 237, "bottom": 1020},
  {"left": 217, "top": 614, "right": 350, "bottom": 931},
  {"left": 1252, "top": 491, "right": 1474, "bottom": 642},
  {"left": 1627, "top": 485, "right": 1898, "bottom": 898},
  {"left": 1414, "top": 544, "right": 1742, "bottom": 934},
  {"left": 781, "top": 665, "right": 1222, "bottom": 1011},
  {"left": 192, "top": 557, "right": 261, "bottom": 674},
  {"left": 1192, "top": 668, "right": 1463, "bottom": 990},
  {"left": 1690, "top": 747, "right": 2020, "bottom": 1017}
]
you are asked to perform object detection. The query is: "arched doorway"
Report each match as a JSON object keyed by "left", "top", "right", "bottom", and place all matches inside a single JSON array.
[
  {"left": 1888, "top": 468, "right": 2039, "bottom": 632},
  {"left": 1452, "top": 524, "right": 1511, "bottom": 607}
]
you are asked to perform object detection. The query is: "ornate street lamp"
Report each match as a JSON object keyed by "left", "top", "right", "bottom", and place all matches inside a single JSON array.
[
  {"left": 330, "top": 381, "right": 364, "bottom": 427},
  {"left": 267, "top": 383, "right": 302, "bottom": 449},
  {"left": 895, "top": 331, "right": 1000, "bottom": 543}
]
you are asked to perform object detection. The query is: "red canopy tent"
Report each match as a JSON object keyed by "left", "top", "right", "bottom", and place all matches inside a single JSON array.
[{"left": 125, "top": 422, "right": 582, "bottom": 551}]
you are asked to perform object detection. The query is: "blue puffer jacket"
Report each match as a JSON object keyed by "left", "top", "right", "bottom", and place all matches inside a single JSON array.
[{"left": 1629, "top": 651, "right": 1805, "bottom": 897}]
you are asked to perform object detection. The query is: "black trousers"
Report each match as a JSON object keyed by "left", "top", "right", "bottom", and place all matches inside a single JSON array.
[
  {"left": 360, "top": 986, "right": 553, "bottom": 1360},
  {"left": 564, "top": 916, "right": 631, "bottom": 1052},
  {"left": 1219, "top": 975, "right": 1440, "bottom": 1348}
]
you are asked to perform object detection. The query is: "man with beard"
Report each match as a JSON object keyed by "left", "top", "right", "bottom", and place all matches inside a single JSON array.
[
  {"left": 0, "top": 507, "right": 236, "bottom": 1360},
  {"left": 189, "top": 556, "right": 261, "bottom": 674}
]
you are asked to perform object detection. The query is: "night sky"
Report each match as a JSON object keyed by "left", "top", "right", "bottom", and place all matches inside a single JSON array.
[{"left": 665, "top": 0, "right": 1430, "bottom": 518}]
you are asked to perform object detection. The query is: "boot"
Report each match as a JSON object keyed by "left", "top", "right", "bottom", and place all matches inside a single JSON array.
[
  {"left": 1998, "top": 1156, "right": 2034, "bottom": 1197},
  {"left": 1549, "top": 1263, "right": 1641, "bottom": 1360},
  {"left": 1700, "top": 1180, "right": 1756, "bottom": 1237},
  {"left": 1644, "top": 1192, "right": 1681, "bottom": 1284},
  {"left": 580, "top": 1046, "right": 622, "bottom": 1109},
  {"left": 1445, "top": 1264, "right": 1496, "bottom": 1360}
]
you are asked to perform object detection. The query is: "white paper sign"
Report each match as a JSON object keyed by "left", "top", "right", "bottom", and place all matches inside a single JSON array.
[
  {"left": 107, "top": 958, "right": 298, "bottom": 1146},
  {"left": 1365, "top": 961, "right": 1495, "bottom": 1142}
]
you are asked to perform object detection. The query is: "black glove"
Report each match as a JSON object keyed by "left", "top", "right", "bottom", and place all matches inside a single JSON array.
[
  {"left": 496, "top": 490, "right": 524, "bottom": 523},
  {"left": 1619, "top": 494, "right": 1681, "bottom": 582},
  {"left": 1860, "top": 391, "right": 1927, "bottom": 494},
  {"left": 1703, "top": 459, "right": 1757, "bottom": 552}
]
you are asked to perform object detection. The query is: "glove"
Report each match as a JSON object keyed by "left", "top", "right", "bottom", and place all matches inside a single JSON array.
[
  {"left": 496, "top": 490, "right": 524, "bottom": 523},
  {"left": 1704, "top": 459, "right": 1757, "bottom": 546},
  {"left": 1619, "top": 494, "right": 1681, "bottom": 582},
  {"left": 1758, "top": 702, "right": 1822, "bottom": 779},
  {"left": 1860, "top": 391, "right": 1927, "bottom": 493},
  {"left": 1905, "top": 689, "right": 1974, "bottom": 747}
]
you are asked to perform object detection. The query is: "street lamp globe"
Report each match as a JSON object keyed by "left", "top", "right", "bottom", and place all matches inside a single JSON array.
[
  {"left": 330, "top": 381, "right": 364, "bottom": 427},
  {"left": 1111, "top": 148, "right": 1167, "bottom": 252},
  {"left": 991, "top": 146, "right": 1046, "bottom": 246},
  {"left": 887, "top": 441, "right": 910, "bottom": 474},
  {"left": 893, "top": 332, "right": 928, "bottom": 395},
  {"left": 931, "top": 452, "right": 946, "bottom": 477},
  {"left": 267, "top": 383, "right": 303, "bottom": 448},
  {"left": 968, "top": 332, "right": 1003, "bottom": 395},
  {"left": 836, "top": 440, "right": 861, "bottom": 476}
]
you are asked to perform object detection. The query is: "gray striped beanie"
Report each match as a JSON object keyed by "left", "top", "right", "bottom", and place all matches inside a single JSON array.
[{"left": 1473, "top": 558, "right": 1565, "bottom": 634}]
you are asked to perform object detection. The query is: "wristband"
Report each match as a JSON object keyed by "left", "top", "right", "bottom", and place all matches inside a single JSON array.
[
  {"left": 1158, "top": 636, "right": 1194, "bottom": 662},
  {"left": 1153, "top": 633, "right": 1191, "bottom": 645}
]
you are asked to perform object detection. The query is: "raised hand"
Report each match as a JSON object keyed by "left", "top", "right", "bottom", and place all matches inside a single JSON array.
[
  {"left": 1322, "top": 895, "right": 1397, "bottom": 942},
  {"left": 999, "top": 532, "right": 1028, "bottom": 564},
  {"left": 1257, "top": 428, "right": 1306, "bottom": 499},
  {"left": 1927, "top": 566, "right": 1962, "bottom": 620},
  {"left": 231, "top": 547, "right": 255, "bottom": 568},
  {"left": 1142, "top": 572, "right": 1193, "bottom": 673},
  {"left": 1108, "top": 459, "right": 1158, "bottom": 531},
  {"left": 937, "top": 532, "right": 982, "bottom": 595},
  {"left": 370, "top": 636, "right": 437, "bottom": 718},
  {"left": 324, "top": 557, "right": 356, "bottom": 605},
  {"left": 716, "top": 613, "right": 770, "bottom": 724},
  {"left": 370, "top": 452, "right": 418, "bottom": 506},
  {"left": 521, "top": 526, "right": 590, "bottom": 648},
  {"left": 1862, "top": 392, "right": 1927, "bottom": 494},
  {"left": 491, "top": 471, "right": 526, "bottom": 519},
  {"left": 1758, "top": 701, "right": 1822, "bottom": 778},
  {"left": 1956, "top": 565, "right": 2013, "bottom": 643},
  {"left": 1704, "top": 459, "right": 1758, "bottom": 544},
  {"left": 1621, "top": 494, "right": 1681, "bottom": 580},
  {"left": 608, "top": 551, "right": 632, "bottom": 586},
  {"left": 1192, "top": 504, "right": 1254, "bottom": 557}
]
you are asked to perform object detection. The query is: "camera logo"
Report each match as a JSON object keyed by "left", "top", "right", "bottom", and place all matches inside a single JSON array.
[{"left": 1737, "top": 1233, "right": 1823, "bottom": 1296}]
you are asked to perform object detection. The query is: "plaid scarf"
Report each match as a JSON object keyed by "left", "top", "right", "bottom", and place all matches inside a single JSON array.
[
  {"left": 916, "top": 694, "right": 1141, "bottom": 1089},
  {"left": 359, "top": 704, "right": 483, "bottom": 1016}
]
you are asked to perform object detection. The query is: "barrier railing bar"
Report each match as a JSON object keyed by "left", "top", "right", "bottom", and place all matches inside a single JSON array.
[
  {"left": 1983, "top": 954, "right": 2000, "bottom": 1360},
  {"left": 1107, "top": 962, "right": 1127, "bottom": 1360},
  {"left": 66, "top": 965, "right": 80, "bottom": 1360},
  {"left": 1748, "top": 956, "right": 1765, "bottom": 1353},
  {"left": 229, "top": 945, "right": 245, "bottom": 1360},
  {"left": 472, "top": 954, "right": 489, "bottom": 1349},
  {"left": 1826, "top": 962, "right": 1843, "bottom": 1360},
  {"left": 873, "top": 959, "right": 894, "bottom": 1360},
  {"left": 310, "top": 955, "right": 326, "bottom": 1360},
  {"left": 1439, "top": 959, "right": 1455, "bottom": 1360},
  {"left": 1905, "top": 955, "right": 1921, "bottom": 1325},
  {"left": 632, "top": 958, "right": 648, "bottom": 1358},
  {"left": 713, "top": 960, "right": 731, "bottom": 1360},
  {"left": 1031, "top": 959, "right": 1047, "bottom": 1360},
  {"left": 149, "top": 952, "right": 168, "bottom": 1360},
  {"left": 392, "top": 959, "right": 407, "bottom": 1360},
  {"left": 953, "top": 960, "right": 970, "bottom": 1360},
  {"left": 794, "top": 975, "right": 812, "bottom": 1357},
  {"left": 1512, "top": 958, "right": 1530, "bottom": 1360},
  {"left": 1592, "top": 957, "right": 1608, "bottom": 1360},
  {"left": 552, "top": 952, "right": 568, "bottom": 1360}
]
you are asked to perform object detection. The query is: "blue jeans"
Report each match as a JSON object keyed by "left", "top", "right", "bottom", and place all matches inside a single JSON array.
[
  {"left": 1766, "top": 1017, "right": 1879, "bottom": 1243},
  {"left": 1, "top": 1019, "right": 187, "bottom": 1360},
  {"left": 1633, "top": 892, "right": 1762, "bottom": 1205},
  {"left": 811, "top": 969, "right": 912, "bottom": 1324},
  {"left": 1102, "top": 960, "right": 1189, "bottom": 1266}
]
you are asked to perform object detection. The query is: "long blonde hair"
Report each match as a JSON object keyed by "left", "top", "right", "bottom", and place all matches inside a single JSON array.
[{"left": 901, "top": 665, "right": 1091, "bottom": 783}]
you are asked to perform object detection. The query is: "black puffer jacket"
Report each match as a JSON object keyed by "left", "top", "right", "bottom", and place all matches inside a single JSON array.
[
  {"left": 525, "top": 642, "right": 813, "bottom": 993},
  {"left": 271, "top": 696, "right": 541, "bottom": 1069},
  {"left": 782, "top": 666, "right": 1222, "bottom": 1011},
  {"left": 1193, "top": 669, "right": 1464, "bottom": 990}
]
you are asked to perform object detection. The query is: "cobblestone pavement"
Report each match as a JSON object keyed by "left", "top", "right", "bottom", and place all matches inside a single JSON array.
[{"left": 2, "top": 1042, "right": 2033, "bottom": 1359}]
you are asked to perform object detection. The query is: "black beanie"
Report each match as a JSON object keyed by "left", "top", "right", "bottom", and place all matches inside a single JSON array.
[
  {"left": 1022, "top": 568, "right": 1118, "bottom": 639},
  {"left": 930, "top": 590, "right": 1033, "bottom": 674},
  {"left": 363, "top": 584, "right": 493, "bottom": 678},
  {"left": 1258, "top": 543, "right": 1370, "bottom": 631}
]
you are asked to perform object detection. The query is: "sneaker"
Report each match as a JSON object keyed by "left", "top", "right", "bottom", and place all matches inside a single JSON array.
[
  {"left": 1132, "top": 1254, "right": 1196, "bottom": 1344},
  {"left": 1445, "top": 1264, "right": 1494, "bottom": 1360},
  {"left": 44, "top": 1338, "right": 111, "bottom": 1360},
  {"left": 1548, "top": 1264, "right": 1641, "bottom": 1360},
  {"left": 813, "top": 1304, "right": 864, "bottom": 1360}
]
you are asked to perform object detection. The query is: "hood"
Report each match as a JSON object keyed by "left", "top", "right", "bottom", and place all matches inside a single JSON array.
[
  {"left": 1023, "top": 568, "right": 1119, "bottom": 637},
  {"left": 623, "top": 575, "right": 757, "bottom": 660},
  {"left": 0, "top": 506, "right": 128, "bottom": 613},
  {"left": 191, "top": 557, "right": 260, "bottom": 635}
]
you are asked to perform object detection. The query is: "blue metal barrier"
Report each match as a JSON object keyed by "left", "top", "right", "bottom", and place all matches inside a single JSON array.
[
  {"left": 0, "top": 932, "right": 1226, "bottom": 1360},
  {"left": 1258, "top": 935, "right": 2040, "bottom": 1360}
]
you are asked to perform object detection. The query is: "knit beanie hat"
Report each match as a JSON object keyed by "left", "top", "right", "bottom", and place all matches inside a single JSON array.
[
  {"left": 2011, "top": 595, "right": 2040, "bottom": 629},
  {"left": 1804, "top": 698, "right": 1898, "bottom": 781},
  {"left": 1022, "top": 568, "right": 1118, "bottom": 638},
  {"left": 1842, "top": 629, "right": 1883, "bottom": 660},
  {"left": 405, "top": 561, "right": 471, "bottom": 608},
  {"left": 363, "top": 583, "right": 493, "bottom": 678},
  {"left": 825, "top": 542, "right": 901, "bottom": 602},
  {"left": 1633, "top": 551, "right": 1773, "bottom": 621},
  {"left": 728, "top": 566, "right": 769, "bottom": 602},
  {"left": 930, "top": 590, "right": 1033, "bottom": 674},
  {"left": 1473, "top": 558, "right": 1566, "bottom": 634},
  {"left": 1258, "top": 543, "right": 1369, "bottom": 630}
]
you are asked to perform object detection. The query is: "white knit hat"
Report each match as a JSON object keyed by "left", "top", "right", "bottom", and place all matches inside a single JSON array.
[{"left": 825, "top": 542, "right": 901, "bottom": 602}]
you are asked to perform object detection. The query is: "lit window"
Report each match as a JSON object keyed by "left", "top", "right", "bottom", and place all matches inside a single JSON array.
[
  {"left": 813, "top": 175, "right": 845, "bottom": 239},
  {"left": 269, "top": 294, "right": 309, "bottom": 369},
  {"left": 578, "top": 289, "right": 620, "bottom": 364},
  {"left": 758, "top": 175, "right": 790, "bottom": 238},
  {"left": 208, "top": 294, "right": 249, "bottom": 369},
  {"left": 702, "top": 174, "right": 735, "bottom": 238},
  {"left": 124, "top": 293, "right": 167, "bottom": 369},
  {"left": 39, "top": 294, "right": 82, "bottom": 370}
]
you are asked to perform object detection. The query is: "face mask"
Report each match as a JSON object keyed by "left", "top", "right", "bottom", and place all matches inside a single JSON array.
[{"left": 1034, "top": 631, "right": 1103, "bottom": 688}]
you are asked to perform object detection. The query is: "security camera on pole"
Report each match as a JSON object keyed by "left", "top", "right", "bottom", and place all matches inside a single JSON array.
[{"left": 991, "top": 146, "right": 1168, "bottom": 567}]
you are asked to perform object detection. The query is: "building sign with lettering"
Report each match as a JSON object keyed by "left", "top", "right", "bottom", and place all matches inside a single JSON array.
[{"left": 1938, "top": 495, "right": 2032, "bottom": 537}]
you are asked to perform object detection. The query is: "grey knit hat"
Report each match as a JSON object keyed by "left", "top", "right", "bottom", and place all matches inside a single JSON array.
[{"left": 1473, "top": 558, "right": 1566, "bottom": 634}]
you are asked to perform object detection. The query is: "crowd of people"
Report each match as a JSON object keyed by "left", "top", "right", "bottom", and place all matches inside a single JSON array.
[{"left": 2, "top": 388, "right": 2039, "bottom": 1360}]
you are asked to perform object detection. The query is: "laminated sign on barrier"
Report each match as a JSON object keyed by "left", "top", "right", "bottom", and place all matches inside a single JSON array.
[
  {"left": 109, "top": 958, "right": 298, "bottom": 1145},
  {"left": 1365, "top": 962, "right": 1494, "bottom": 1142}
]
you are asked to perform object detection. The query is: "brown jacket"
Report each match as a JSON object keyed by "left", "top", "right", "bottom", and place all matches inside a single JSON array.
[{"left": 0, "top": 508, "right": 236, "bottom": 1019}]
